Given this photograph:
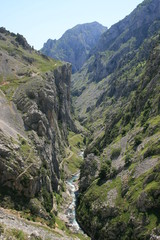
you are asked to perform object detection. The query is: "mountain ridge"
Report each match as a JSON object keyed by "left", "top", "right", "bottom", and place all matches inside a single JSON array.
[
  {"left": 41, "top": 22, "right": 107, "bottom": 73},
  {"left": 71, "top": 0, "right": 160, "bottom": 239}
]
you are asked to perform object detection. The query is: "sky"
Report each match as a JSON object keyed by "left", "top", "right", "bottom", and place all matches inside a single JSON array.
[{"left": 0, "top": 0, "right": 144, "bottom": 50}]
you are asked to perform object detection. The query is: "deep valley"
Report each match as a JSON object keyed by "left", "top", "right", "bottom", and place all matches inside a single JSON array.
[{"left": 0, "top": 0, "right": 160, "bottom": 239}]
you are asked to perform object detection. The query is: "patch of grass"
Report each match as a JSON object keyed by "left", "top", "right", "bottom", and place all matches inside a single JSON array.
[
  {"left": 55, "top": 217, "right": 68, "bottom": 231},
  {"left": 18, "top": 136, "right": 37, "bottom": 164},
  {"left": 143, "top": 142, "right": 160, "bottom": 158},
  {"left": 55, "top": 217, "right": 91, "bottom": 239},
  {"left": 11, "top": 229, "right": 27, "bottom": 240},
  {"left": 63, "top": 132, "right": 85, "bottom": 174},
  {"left": 146, "top": 213, "right": 158, "bottom": 232},
  {"left": 84, "top": 176, "right": 121, "bottom": 204},
  {"left": 110, "top": 211, "right": 130, "bottom": 226},
  {"left": 144, "top": 180, "right": 159, "bottom": 192},
  {"left": 0, "top": 77, "right": 28, "bottom": 100},
  {"left": 148, "top": 115, "right": 160, "bottom": 126},
  {"left": 27, "top": 51, "right": 62, "bottom": 72},
  {"left": 65, "top": 152, "right": 83, "bottom": 174},
  {"left": 68, "top": 132, "right": 84, "bottom": 149}
]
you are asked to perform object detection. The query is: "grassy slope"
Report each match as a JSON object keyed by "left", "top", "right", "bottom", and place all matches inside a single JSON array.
[
  {"left": 0, "top": 30, "right": 62, "bottom": 100},
  {"left": 73, "top": 4, "right": 160, "bottom": 239},
  {"left": 62, "top": 131, "right": 85, "bottom": 175}
]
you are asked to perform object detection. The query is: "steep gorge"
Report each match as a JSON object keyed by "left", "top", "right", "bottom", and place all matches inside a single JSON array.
[{"left": 0, "top": 0, "right": 160, "bottom": 239}]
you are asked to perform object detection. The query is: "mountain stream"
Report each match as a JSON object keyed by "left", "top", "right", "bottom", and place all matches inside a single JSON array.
[{"left": 65, "top": 151, "right": 84, "bottom": 233}]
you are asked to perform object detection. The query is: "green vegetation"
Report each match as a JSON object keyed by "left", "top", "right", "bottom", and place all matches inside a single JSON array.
[
  {"left": 0, "top": 31, "right": 62, "bottom": 101},
  {"left": 0, "top": 5, "right": 160, "bottom": 240},
  {"left": 55, "top": 217, "right": 90, "bottom": 239},
  {"left": 98, "top": 161, "right": 111, "bottom": 180},
  {"left": 63, "top": 131, "right": 85, "bottom": 174},
  {"left": 98, "top": 160, "right": 117, "bottom": 181},
  {"left": 11, "top": 229, "right": 27, "bottom": 240},
  {"left": 41, "top": 187, "right": 53, "bottom": 212},
  {"left": 124, "top": 153, "right": 133, "bottom": 167},
  {"left": 134, "top": 134, "right": 142, "bottom": 147},
  {"left": 75, "top": 37, "right": 160, "bottom": 235},
  {"left": 110, "top": 147, "right": 121, "bottom": 159}
]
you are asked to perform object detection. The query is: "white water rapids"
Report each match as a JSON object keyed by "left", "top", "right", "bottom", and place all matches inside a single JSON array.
[{"left": 65, "top": 151, "right": 84, "bottom": 233}]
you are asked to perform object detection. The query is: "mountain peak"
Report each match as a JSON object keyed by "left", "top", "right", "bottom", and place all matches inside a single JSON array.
[{"left": 41, "top": 22, "right": 107, "bottom": 73}]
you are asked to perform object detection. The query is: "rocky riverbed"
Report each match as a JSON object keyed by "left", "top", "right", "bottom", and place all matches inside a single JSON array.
[
  {"left": 66, "top": 172, "right": 81, "bottom": 232},
  {"left": 58, "top": 151, "right": 87, "bottom": 236}
]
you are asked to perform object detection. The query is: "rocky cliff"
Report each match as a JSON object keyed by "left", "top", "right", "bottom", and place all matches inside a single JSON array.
[
  {"left": 0, "top": 27, "right": 75, "bottom": 217},
  {"left": 41, "top": 22, "right": 107, "bottom": 73}
]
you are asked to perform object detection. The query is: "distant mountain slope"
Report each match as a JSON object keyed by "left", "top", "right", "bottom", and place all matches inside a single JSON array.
[
  {"left": 72, "top": 0, "right": 160, "bottom": 239},
  {"left": 41, "top": 22, "right": 107, "bottom": 72},
  {"left": 72, "top": 0, "right": 160, "bottom": 132}
]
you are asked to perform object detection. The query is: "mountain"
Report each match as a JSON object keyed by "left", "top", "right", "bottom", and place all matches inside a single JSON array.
[
  {"left": 0, "top": 27, "right": 83, "bottom": 239},
  {"left": 71, "top": 0, "right": 160, "bottom": 239},
  {"left": 41, "top": 22, "right": 107, "bottom": 73}
]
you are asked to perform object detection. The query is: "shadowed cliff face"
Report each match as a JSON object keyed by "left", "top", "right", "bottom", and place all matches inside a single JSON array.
[{"left": 0, "top": 28, "right": 75, "bottom": 215}]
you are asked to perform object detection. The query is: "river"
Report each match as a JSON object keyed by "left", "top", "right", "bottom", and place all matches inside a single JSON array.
[
  {"left": 66, "top": 172, "right": 81, "bottom": 232},
  {"left": 65, "top": 151, "right": 84, "bottom": 233}
]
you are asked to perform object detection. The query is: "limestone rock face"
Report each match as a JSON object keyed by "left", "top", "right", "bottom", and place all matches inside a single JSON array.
[
  {"left": 0, "top": 29, "right": 75, "bottom": 213},
  {"left": 0, "top": 64, "right": 73, "bottom": 200},
  {"left": 13, "top": 64, "right": 73, "bottom": 195}
]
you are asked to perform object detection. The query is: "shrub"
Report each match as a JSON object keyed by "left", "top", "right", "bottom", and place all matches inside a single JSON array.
[
  {"left": 98, "top": 160, "right": 112, "bottom": 180},
  {"left": 21, "top": 139, "right": 26, "bottom": 145},
  {"left": 92, "top": 147, "right": 100, "bottom": 156},
  {"left": 42, "top": 188, "right": 53, "bottom": 212},
  {"left": 144, "top": 144, "right": 160, "bottom": 158},
  {"left": 143, "top": 123, "right": 149, "bottom": 133},
  {"left": 125, "top": 153, "right": 132, "bottom": 166},
  {"left": 83, "top": 136, "right": 87, "bottom": 145},
  {"left": 110, "top": 167, "right": 117, "bottom": 177},
  {"left": 0, "top": 223, "right": 4, "bottom": 235},
  {"left": 98, "top": 163, "right": 110, "bottom": 180},
  {"left": 48, "top": 213, "right": 56, "bottom": 228},
  {"left": 124, "top": 113, "right": 131, "bottom": 125},
  {"left": 12, "top": 229, "right": 26, "bottom": 240},
  {"left": 20, "top": 174, "right": 30, "bottom": 188},
  {"left": 106, "top": 159, "right": 112, "bottom": 167},
  {"left": 134, "top": 135, "right": 142, "bottom": 147},
  {"left": 111, "top": 147, "right": 121, "bottom": 159}
]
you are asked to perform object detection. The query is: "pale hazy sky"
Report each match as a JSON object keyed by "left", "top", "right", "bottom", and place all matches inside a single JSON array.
[{"left": 0, "top": 0, "right": 143, "bottom": 50}]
